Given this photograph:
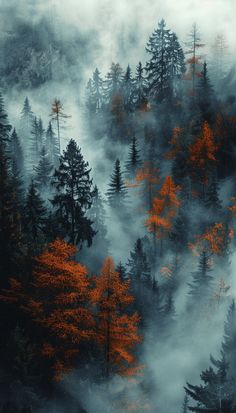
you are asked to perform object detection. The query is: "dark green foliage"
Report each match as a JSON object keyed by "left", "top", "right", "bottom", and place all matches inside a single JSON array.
[
  {"left": 185, "top": 355, "right": 235, "bottom": 412},
  {"left": 222, "top": 300, "right": 236, "bottom": 381},
  {"left": 146, "top": 19, "right": 185, "bottom": 102},
  {"left": 34, "top": 146, "right": 54, "bottom": 191},
  {"left": 23, "top": 181, "right": 47, "bottom": 253},
  {"left": 0, "top": 92, "right": 11, "bottom": 145},
  {"left": 122, "top": 65, "right": 134, "bottom": 113},
  {"left": 125, "top": 136, "right": 142, "bottom": 179},
  {"left": 45, "top": 121, "right": 60, "bottom": 167},
  {"left": 133, "top": 62, "right": 147, "bottom": 108},
  {"left": 188, "top": 250, "right": 213, "bottom": 304},
  {"left": 116, "top": 261, "right": 127, "bottom": 281},
  {"left": 51, "top": 139, "right": 95, "bottom": 246},
  {"left": 9, "top": 129, "right": 24, "bottom": 174},
  {"left": 106, "top": 159, "right": 127, "bottom": 208}
]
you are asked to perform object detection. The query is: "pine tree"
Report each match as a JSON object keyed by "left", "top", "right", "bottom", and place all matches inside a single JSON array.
[
  {"left": 205, "top": 174, "right": 222, "bottom": 215},
  {"left": 0, "top": 145, "right": 22, "bottom": 287},
  {"left": 185, "top": 23, "right": 205, "bottom": 97},
  {"left": 51, "top": 139, "right": 95, "bottom": 246},
  {"left": 122, "top": 65, "right": 134, "bottom": 113},
  {"left": 30, "top": 117, "right": 41, "bottom": 169},
  {"left": 91, "top": 257, "right": 141, "bottom": 378},
  {"left": 197, "top": 61, "right": 215, "bottom": 121},
  {"left": 188, "top": 250, "right": 213, "bottom": 304},
  {"left": 133, "top": 62, "right": 147, "bottom": 109},
  {"left": 125, "top": 136, "right": 142, "bottom": 179},
  {"left": 23, "top": 181, "right": 47, "bottom": 253},
  {"left": 91, "top": 68, "right": 104, "bottom": 112},
  {"left": 185, "top": 355, "right": 235, "bottom": 412},
  {"left": 0, "top": 92, "right": 11, "bottom": 145},
  {"left": 170, "top": 209, "right": 189, "bottom": 253},
  {"left": 9, "top": 129, "right": 24, "bottom": 174},
  {"left": 116, "top": 261, "right": 127, "bottom": 281},
  {"left": 45, "top": 121, "right": 60, "bottom": 167},
  {"left": 181, "top": 393, "right": 189, "bottom": 413},
  {"left": 19, "top": 97, "right": 34, "bottom": 172},
  {"left": 127, "top": 238, "right": 152, "bottom": 287},
  {"left": 50, "top": 99, "right": 70, "bottom": 154},
  {"left": 104, "top": 63, "right": 123, "bottom": 104},
  {"left": 146, "top": 19, "right": 185, "bottom": 102},
  {"left": 34, "top": 146, "right": 54, "bottom": 191},
  {"left": 106, "top": 159, "right": 127, "bottom": 208},
  {"left": 222, "top": 300, "right": 236, "bottom": 381}
]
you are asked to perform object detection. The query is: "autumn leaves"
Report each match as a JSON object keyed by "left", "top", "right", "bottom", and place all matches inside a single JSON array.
[{"left": 2, "top": 240, "right": 141, "bottom": 381}]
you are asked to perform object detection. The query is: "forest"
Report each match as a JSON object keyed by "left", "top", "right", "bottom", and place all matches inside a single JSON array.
[{"left": 1, "top": 3, "right": 236, "bottom": 413}]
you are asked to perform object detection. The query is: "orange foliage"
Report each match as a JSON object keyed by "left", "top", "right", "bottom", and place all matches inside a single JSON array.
[
  {"left": 2, "top": 239, "right": 94, "bottom": 380},
  {"left": 91, "top": 257, "right": 141, "bottom": 378},
  {"left": 188, "top": 121, "right": 218, "bottom": 184},
  {"left": 145, "top": 176, "right": 181, "bottom": 239},
  {"left": 166, "top": 127, "right": 182, "bottom": 160},
  {"left": 189, "top": 223, "right": 233, "bottom": 256}
]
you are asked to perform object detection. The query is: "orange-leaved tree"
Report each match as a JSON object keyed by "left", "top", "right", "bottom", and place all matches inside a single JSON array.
[
  {"left": 135, "top": 162, "right": 160, "bottom": 209},
  {"left": 189, "top": 223, "right": 234, "bottom": 257},
  {"left": 166, "top": 126, "right": 183, "bottom": 160},
  {"left": 2, "top": 239, "right": 94, "bottom": 380},
  {"left": 188, "top": 121, "right": 219, "bottom": 195},
  {"left": 91, "top": 257, "right": 141, "bottom": 378},
  {"left": 145, "top": 176, "right": 181, "bottom": 257}
]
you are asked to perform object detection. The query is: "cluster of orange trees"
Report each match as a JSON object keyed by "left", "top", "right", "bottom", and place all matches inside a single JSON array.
[{"left": 2, "top": 239, "right": 141, "bottom": 381}]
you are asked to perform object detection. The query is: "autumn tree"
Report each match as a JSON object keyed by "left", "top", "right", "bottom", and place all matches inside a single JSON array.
[
  {"left": 91, "top": 257, "right": 141, "bottom": 378},
  {"left": 145, "top": 175, "right": 181, "bottom": 257},
  {"left": 2, "top": 239, "right": 95, "bottom": 380},
  {"left": 188, "top": 121, "right": 218, "bottom": 197},
  {"left": 51, "top": 139, "right": 95, "bottom": 246},
  {"left": 50, "top": 99, "right": 70, "bottom": 154},
  {"left": 135, "top": 162, "right": 160, "bottom": 210}
]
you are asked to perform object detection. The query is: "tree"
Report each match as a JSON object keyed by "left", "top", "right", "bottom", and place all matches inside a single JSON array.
[
  {"left": 222, "top": 300, "right": 236, "bottom": 381},
  {"left": 188, "top": 121, "right": 218, "bottom": 196},
  {"left": 0, "top": 92, "right": 11, "bottom": 145},
  {"left": 30, "top": 117, "right": 44, "bottom": 170},
  {"left": 122, "top": 65, "right": 134, "bottom": 113},
  {"left": 211, "top": 33, "right": 228, "bottom": 87},
  {"left": 133, "top": 62, "right": 147, "bottom": 109},
  {"left": 125, "top": 136, "right": 142, "bottom": 179},
  {"left": 197, "top": 62, "right": 215, "bottom": 121},
  {"left": 9, "top": 129, "right": 24, "bottom": 174},
  {"left": 34, "top": 146, "right": 54, "bottom": 192},
  {"left": 106, "top": 159, "right": 127, "bottom": 208},
  {"left": 50, "top": 99, "right": 70, "bottom": 154},
  {"left": 185, "top": 355, "right": 235, "bottom": 412},
  {"left": 188, "top": 250, "right": 213, "bottom": 305},
  {"left": 146, "top": 19, "right": 185, "bottom": 102},
  {"left": 19, "top": 97, "right": 34, "bottom": 172},
  {"left": 135, "top": 162, "right": 160, "bottom": 210},
  {"left": 181, "top": 393, "right": 189, "bottom": 413},
  {"left": 23, "top": 181, "right": 47, "bottom": 254},
  {"left": 104, "top": 63, "right": 123, "bottom": 104},
  {"left": 145, "top": 175, "right": 181, "bottom": 256},
  {"left": 51, "top": 139, "right": 95, "bottom": 246},
  {"left": 185, "top": 24, "right": 205, "bottom": 97},
  {"left": 2, "top": 240, "right": 95, "bottom": 381},
  {"left": 45, "top": 121, "right": 60, "bottom": 167},
  {"left": 127, "top": 238, "right": 152, "bottom": 287},
  {"left": 91, "top": 257, "right": 141, "bottom": 378},
  {"left": 204, "top": 174, "right": 222, "bottom": 215}
]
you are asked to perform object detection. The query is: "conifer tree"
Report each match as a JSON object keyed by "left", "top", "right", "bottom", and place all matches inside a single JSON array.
[
  {"left": 91, "top": 257, "right": 141, "bottom": 378},
  {"left": 127, "top": 238, "right": 152, "bottom": 287},
  {"left": 222, "top": 300, "right": 236, "bottom": 381},
  {"left": 133, "top": 62, "right": 147, "bottom": 109},
  {"left": 125, "top": 136, "right": 142, "bottom": 179},
  {"left": 197, "top": 61, "right": 215, "bottom": 121},
  {"left": 146, "top": 19, "right": 185, "bottom": 102},
  {"left": 116, "top": 261, "right": 127, "bottom": 281},
  {"left": 106, "top": 159, "right": 127, "bottom": 208},
  {"left": 185, "top": 24, "right": 205, "bottom": 97},
  {"left": 188, "top": 250, "right": 213, "bottom": 305},
  {"left": 9, "top": 129, "right": 24, "bottom": 174},
  {"left": 50, "top": 99, "right": 70, "bottom": 154},
  {"left": 185, "top": 355, "right": 234, "bottom": 412},
  {"left": 51, "top": 139, "right": 95, "bottom": 246},
  {"left": 91, "top": 68, "right": 104, "bottom": 112},
  {"left": 45, "top": 121, "right": 60, "bottom": 167},
  {"left": 204, "top": 174, "right": 222, "bottom": 215},
  {"left": 0, "top": 92, "right": 11, "bottom": 145},
  {"left": 19, "top": 97, "right": 34, "bottom": 171},
  {"left": 122, "top": 65, "right": 134, "bottom": 113},
  {"left": 104, "top": 63, "right": 123, "bottom": 104},
  {"left": 34, "top": 146, "right": 54, "bottom": 191},
  {"left": 23, "top": 181, "right": 47, "bottom": 253}
]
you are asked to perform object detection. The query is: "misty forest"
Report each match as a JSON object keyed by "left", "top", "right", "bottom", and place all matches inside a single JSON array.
[{"left": 1, "top": 1, "right": 236, "bottom": 412}]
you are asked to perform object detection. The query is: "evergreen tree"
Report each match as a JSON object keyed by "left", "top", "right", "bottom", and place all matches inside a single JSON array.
[
  {"left": 125, "top": 136, "right": 142, "bottom": 179},
  {"left": 185, "top": 355, "right": 235, "bottom": 412},
  {"left": 34, "top": 146, "right": 54, "bottom": 191},
  {"left": 19, "top": 97, "right": 34, "bottom": 172},
  {"left": 127, "top": 238, "right": 152, "bottom": 287},
  {"left": 188, "top": 250, "right": 213, "bottom": 305},
  {"left": 116, "top": 261, "right": 127, "bottom": 281},
  {"left": 185, "top": 23, "right": 205, "bottom": 98},
  {"left": 122, "top": 65, "right": 134, "bottom": 113},
  {"left": 146, "top": 19, "right": 185, "bottom": 102},
  {"left": 170, "top": 209, "right": 189, "bottom": 253},
  {"left": 50, "top": 99, "right": 70, "bottom": 154},
  {"left": 45, "top": 121, "right": 60, "bottom": 167},
  {"left": 197, "top": 61, "right": 215, "bottom": 121},
  {"left": 222, "top": 300, "right": 236, "bottom": 381},
  {"left": 30, "top": 117, "right": 44, "bottom": 168},
  {"left": 51, "top": 139, "right": 95, "bottom": 246},
  {"left": 181, "top": 393, "right": 189, "bottom": 413},
  {"left": 0, "top": 92, "right": 11, "bottom": 145},
  {"left": 133, "top": 62, "right": 147, "bottom": 109},
  {"left": 205, "top": 174, "right": 222, "bottom": 215},
  {"left": 104, "top": 63, "right": 123, "bottom": 104},
  {"left": 106, "top": 159, "right": 127, "bottom": 208},
  {"left": 9, "top": 129, "right": 24, "bottom": 174},
  {"left": 91, "top": 68, "right": 104, "bottom": 112},
  {"left": 23, "top": 181, "right": 47, "bottom": 253}
]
